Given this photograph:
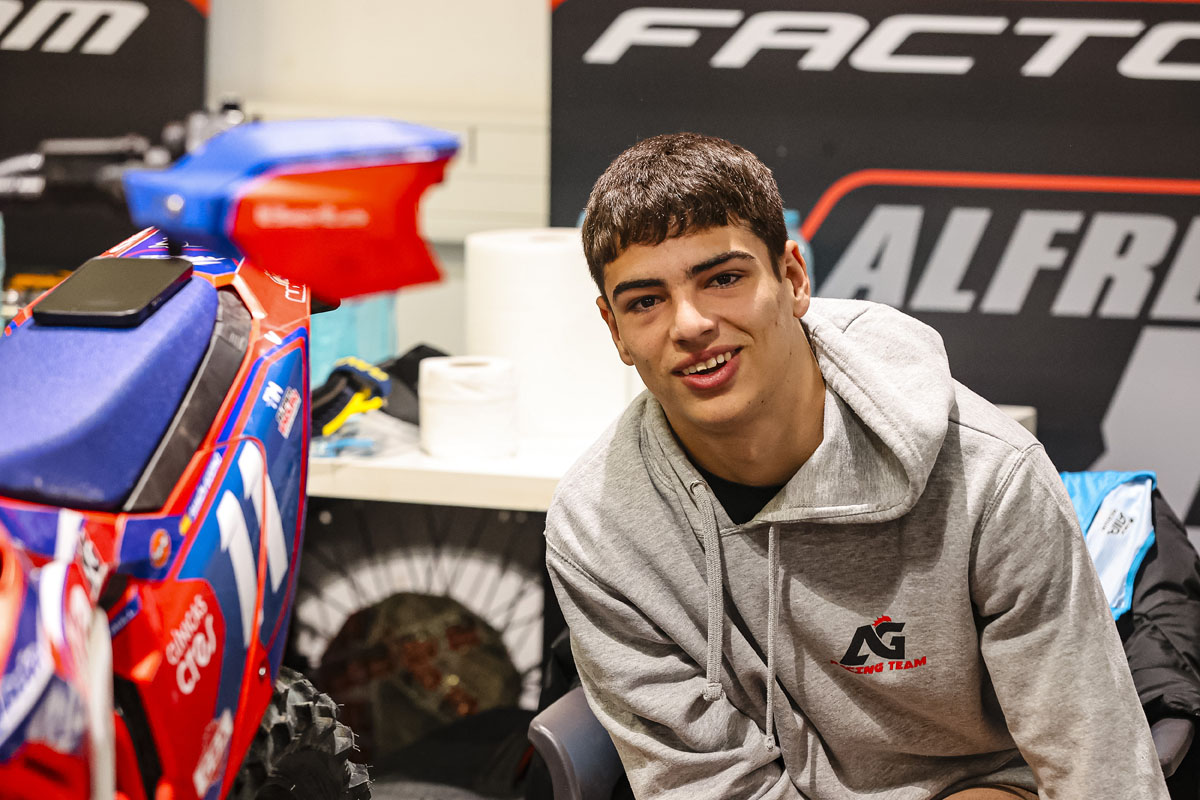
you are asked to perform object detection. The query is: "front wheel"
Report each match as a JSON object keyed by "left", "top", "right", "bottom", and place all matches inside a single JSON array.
[{"left": 230, "top": 666, "right": 371, "bottom": 800}]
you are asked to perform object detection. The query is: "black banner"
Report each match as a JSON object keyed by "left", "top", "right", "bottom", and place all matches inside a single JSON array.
[
  {"left": 552, "top": 0, "right": 1200, "bottom": 525},
  {"left": 0, "top": 0, "right": 207, "bottom": 271}
]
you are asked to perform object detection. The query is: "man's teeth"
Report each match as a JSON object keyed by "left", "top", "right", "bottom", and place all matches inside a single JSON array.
[{"left": 682, "top": 350, "right": 736, "bottom": 376}]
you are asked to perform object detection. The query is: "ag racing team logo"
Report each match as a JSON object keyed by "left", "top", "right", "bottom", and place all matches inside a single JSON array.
[{"left": 834, "top": 615, "right": 927, "bottom": 675}]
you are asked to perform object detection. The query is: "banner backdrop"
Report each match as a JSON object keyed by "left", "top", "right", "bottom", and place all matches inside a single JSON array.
[
  {"left": 551, "top": 0, "right": 1200, "bottom": 527},
  {"left": 0, "top": 0, "right": 207, "bottom": 271}
]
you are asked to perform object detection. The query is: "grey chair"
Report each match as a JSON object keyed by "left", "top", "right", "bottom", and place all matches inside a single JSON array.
[
  {"left": 528, "top": 686, "right": 624, "bottom": 800},
  {"left": 1153, "top": 717, "right": 1196, "bottom": 779}
]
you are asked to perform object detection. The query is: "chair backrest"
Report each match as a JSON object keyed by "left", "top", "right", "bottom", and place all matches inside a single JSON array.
[{"left": 528, "top": 686, "right": 624, "bottom": 800}]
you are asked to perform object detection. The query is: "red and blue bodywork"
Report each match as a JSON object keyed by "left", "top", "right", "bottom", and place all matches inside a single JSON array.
[{"left": 0, "top": 118, "right": 457, "bottom": 799}]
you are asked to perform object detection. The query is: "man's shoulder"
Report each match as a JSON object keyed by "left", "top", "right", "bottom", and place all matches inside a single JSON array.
[
  {"left": 548, "top": 394, "right": 664, "bottom": 539},
  {"left": 555, "top": 393, "right": 652, "bottom": 499},
  {"left": 546, "top": 394, "right": 684, "bottom": 577},
  {"left": 947, "top": 381, "right": 1041, "bottom": 454},
  {"left": 941, "top": 384, "right": 1048, "bottom": 508}
]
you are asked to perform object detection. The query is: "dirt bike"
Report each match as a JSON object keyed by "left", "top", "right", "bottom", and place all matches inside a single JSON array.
[{"left": 0, "top": 114, "right": 458, "bottom": 799}]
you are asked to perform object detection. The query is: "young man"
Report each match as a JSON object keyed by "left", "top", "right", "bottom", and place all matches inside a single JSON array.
[{"left": 544, "top": 133, "right": 1168, "bottom": 799}]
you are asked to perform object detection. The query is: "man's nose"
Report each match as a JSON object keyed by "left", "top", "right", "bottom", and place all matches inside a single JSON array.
[{"left": 670, "top": 296, "right": 716, "bottom": 343}]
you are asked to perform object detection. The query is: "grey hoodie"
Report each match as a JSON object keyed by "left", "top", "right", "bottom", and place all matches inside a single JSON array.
[{"left": 545, "top": 298, "right": 1168, "bottom": 799}]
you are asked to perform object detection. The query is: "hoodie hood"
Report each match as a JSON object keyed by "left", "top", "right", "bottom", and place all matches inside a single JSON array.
[{"left": 642, "top": 297, "right": 956, "bottom": 528}]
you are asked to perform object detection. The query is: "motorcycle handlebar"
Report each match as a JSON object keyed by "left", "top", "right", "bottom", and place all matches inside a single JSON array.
[
  {"left": 0, "top": 174, "right": 47, "bottom": 200},
  {"left": 0, "top": 135, "right": 169, "bottom": 206}
]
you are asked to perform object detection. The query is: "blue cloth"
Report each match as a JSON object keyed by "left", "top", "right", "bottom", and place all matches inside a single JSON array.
[
  {"left": 0, "top": 277, "right": 217, "bottom": 509},
  {"left": 1060, "top": 470, "right": 1158, "bottom": 619},
  {"left": 309, "top": 293, "right": 397, "bottom": 388}
]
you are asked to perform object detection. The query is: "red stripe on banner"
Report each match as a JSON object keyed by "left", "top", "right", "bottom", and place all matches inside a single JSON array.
[
  {"left": 801, "top": 169, "right": 1200, "bottom": 241},
  {"left": 551, "top": 0, "right": 569, "bottom": 9},
  {"left": 1010, "top": 0, "right": 1200, "bottom": 3},
  {"left": 183, "top": 0, "right": 209, "bottom": 15}
]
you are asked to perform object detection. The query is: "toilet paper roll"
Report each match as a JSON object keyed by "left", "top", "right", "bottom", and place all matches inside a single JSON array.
[
  {"left": 419, "top": 356, "right": 518, "bottom": 458},
  {"left": 465, "top": 228, "right": 643, "bottom": 440}
]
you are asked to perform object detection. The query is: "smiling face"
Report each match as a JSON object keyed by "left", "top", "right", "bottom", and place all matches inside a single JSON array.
[{"left": 598, "top": 224, "right": 814, "bottom": 439}]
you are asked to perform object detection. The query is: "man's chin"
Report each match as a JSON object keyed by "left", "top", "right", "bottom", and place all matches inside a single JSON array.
[{"left": 662, "top": 394, "right": 749, "bottom": 435}]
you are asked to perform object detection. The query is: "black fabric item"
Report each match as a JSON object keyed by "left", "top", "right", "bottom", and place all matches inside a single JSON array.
[
  {"left": 378, "top": 343, "right": 449, "bottom": 424},
  {"left": 1117, "top": 491, "right": 1200, "bottom": 799},
  {"left": 694, "top": 464, "right": 785, "bottom": 525},
  {"left": 370, "top": 706, "right": 534, "bottom": 793},
  {"left": 1120, "top": 491, "right": 1200, "bottom": 722},
  {"left": 310, "top": 373, "right": 355, "bottom": 434},
  {"left": 380, "top": 343, "right": 449, "bottom": 395},
  {"left": 383, "top": 382, "right": 420, "bottom": 425}
]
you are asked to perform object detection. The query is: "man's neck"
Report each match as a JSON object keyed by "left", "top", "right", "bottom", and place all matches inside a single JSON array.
[{"left": 672, "top": 341, "right": 826, "bottom": 487}]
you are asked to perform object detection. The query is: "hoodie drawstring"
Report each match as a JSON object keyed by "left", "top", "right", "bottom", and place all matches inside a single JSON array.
[
  {"left": 765, "top": 523, "right": 779, "bottom": 751},
  {"left": 691, "top": 481, "right": 726, "bottom": 703},
  {"left": 691, "top": 481, "right": 779, "bottom": 752}
]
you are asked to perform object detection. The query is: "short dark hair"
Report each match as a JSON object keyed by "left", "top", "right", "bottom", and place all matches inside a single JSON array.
[{"left": 581, "top": 132, "right": 788, "bottom": 299}]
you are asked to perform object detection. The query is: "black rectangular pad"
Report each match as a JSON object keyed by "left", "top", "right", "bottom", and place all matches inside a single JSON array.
[{"left": 32, "top": 256, "right": 193, "bottom": 328}]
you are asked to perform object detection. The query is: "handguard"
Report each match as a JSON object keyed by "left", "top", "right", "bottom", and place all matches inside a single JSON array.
[{"left": 122, "top": 118, "right": 458, "bottom": 302}]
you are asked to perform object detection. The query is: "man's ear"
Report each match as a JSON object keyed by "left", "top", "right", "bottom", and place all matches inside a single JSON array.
[
  {"left": 597, "top": 295, "right": 635, "bottom": 366},
  {"left": 782, "top": 240, "right": 812, "bottom": 319}
]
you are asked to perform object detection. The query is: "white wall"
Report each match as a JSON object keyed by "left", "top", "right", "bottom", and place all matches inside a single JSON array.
[
  {"left": 206, "top": 0, "right": 548, "bottom": 117},
  {"left": 206, "top": 0, "right": 552, "bottom": 356},
  {"left": 205, "top": 0, "right": 550, "bottom": 242}
]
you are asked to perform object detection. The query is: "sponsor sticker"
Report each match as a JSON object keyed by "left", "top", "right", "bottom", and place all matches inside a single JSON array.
[
  {"left": 64, "top": 583, "right": 92, "bottom": 677},
  {"left": 262, "top": 381, "right": 284, "bottom": 410},
  {"left": 276, "top": 387, "right": 301, "bottom": 439},
  {"left": 265, "top": 271, "right": 308, "bottom": 304},
  {"left": 254, "top": 203, "right": 370, "bottom": 230},
  {"left": 25, "top": 681, "right": 86, "bottom": 754},
  {"left": 0, "top": 638, "right": 54, "bottom": 744},
  {"left": 139, "top": 253, "right": 229, "bottom": 267},
  {"left": 183, "top": 452, "right": 224, "bottom": 535},
  {"left": 24, "top": 681, "right": 87, "bottom": 758},
  {"left": 193, "top": 709, "right": 234, "bottom": 797},
  {"left": 166, "top": 594, "right": 216, "bottom": 696},
  {"left": 108, "top": 594, "right": 142, "bottom": 638},
  {"left": 77, "top": 532, "right": 105, "bottom": 597},
  {"left": 150, "top": 528, "right": 172, "bottom": 569}
]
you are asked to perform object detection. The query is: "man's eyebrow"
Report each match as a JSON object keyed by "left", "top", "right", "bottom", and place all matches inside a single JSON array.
[
  {"left": 687, "top": 250, "right": 755, "bottom": 278},
  {"left": 611, "top": 277, "right": 664, "bottom": 301},
  {"left": 610, "top": 250, "right": 756, "bottom": 302}
]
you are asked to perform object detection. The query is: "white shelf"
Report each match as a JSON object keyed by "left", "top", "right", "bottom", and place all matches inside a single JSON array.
[
  {"left": 306, "top": 412, "right": 594, "bottom": 513},
  {"left": 309, "top": 406, "right": 1038, "bottom": 512}
]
